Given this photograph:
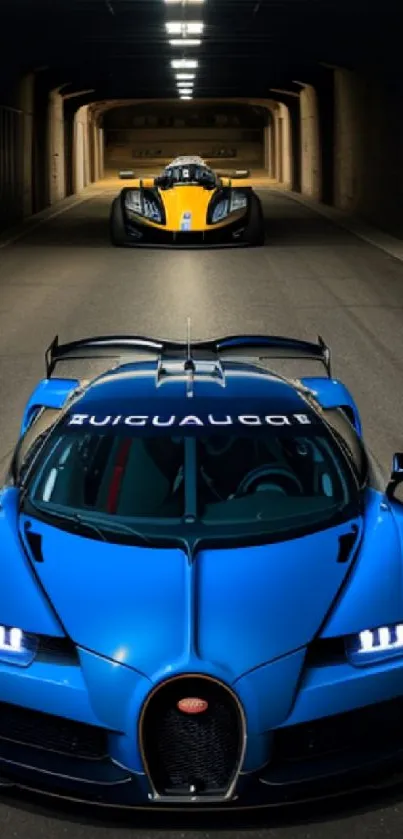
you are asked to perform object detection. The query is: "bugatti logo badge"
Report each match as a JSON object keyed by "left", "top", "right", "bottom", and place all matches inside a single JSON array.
[
  {"left": 181, "top": 212, "right": 192, "bottom": 231},
  {"left": 177, "top": 697, "right": 208, "bottom": 714}
]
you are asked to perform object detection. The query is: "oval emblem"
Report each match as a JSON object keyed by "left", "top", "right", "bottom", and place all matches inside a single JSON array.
[{"left": 177, "top": 697, "right": 208, "bottom": 714}]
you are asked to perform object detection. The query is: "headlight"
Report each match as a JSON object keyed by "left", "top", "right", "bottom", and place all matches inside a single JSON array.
[
  {"left": 0, "top": 625, "right": 38, "bottom": 667},
  {"left": 346, "top": 623, "right": 403, "bottom": 666},
  {"left": 124, "top": 190, "right": 163, "bottom": 223},
  {"left": 211, "top": 199, "right": 229, "bottom": 223},
  {"left": 210, "top": 191, "right": 248, "bottom": 224},
  {"left": 230, "top": 191, "right": 248, "bottom": 212}
]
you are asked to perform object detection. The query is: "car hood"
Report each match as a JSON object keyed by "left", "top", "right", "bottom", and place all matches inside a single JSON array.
[
  {"left": 20, "top": 512, "right": 365, "bottom": 680},
  {"left": 156, "top": 185, "right": 245, "bottom": 232}
]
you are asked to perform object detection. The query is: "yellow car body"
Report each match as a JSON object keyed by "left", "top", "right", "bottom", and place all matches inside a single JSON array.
[{"left": 109, "top": 157, "right": 265, "bottom": 247}]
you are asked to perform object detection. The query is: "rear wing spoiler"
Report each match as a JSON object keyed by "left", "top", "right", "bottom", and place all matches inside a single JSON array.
[
  {"left": 45, "top": 334, "right": 332, "bottom": 378},
  {"left": 216, "top": 169, "right": 250, "bottom": 179},
  {"left": 119, "top": 170, "right": 135, "bottom": 179}
]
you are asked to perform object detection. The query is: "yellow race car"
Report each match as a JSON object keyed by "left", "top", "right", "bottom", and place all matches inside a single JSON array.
[{"left": 109, "top": 156, "right": 265, "bottom": 247}]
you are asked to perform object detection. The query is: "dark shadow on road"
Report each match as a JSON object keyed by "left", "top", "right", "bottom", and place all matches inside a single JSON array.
[{"left": 2, "top": 777, "right": 403, "bottom": 833}]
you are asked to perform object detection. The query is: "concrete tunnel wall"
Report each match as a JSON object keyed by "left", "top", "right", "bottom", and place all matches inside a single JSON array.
[
  {"left": 1, "top": 67, "right": 403, "bottom": 235},
  {"left": 102, "top": 101, "right": 269, "bottom": 171},
  {"left": 0, "top": 74, "right": 105, "bottom": 231},
  {"left": 105, "top": 126, "right": 264, "bottom": 169}
]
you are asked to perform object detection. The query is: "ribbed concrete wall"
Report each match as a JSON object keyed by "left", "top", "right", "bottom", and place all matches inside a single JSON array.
[
  {"left": 333, "top": 68, "right": 403, "bottom": 232},
  {"left": 0, "top": 74, "right": 104, "bottom": 227}
]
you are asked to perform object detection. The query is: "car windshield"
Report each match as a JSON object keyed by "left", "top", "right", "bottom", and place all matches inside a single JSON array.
[
  {"left": 164, "top": 163, "right": 215, "bottom": 185},
  {"left": 21, "top": 411, "right": 361, "bottom": 545}
]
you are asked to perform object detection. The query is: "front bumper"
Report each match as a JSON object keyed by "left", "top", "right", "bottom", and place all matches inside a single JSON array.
[
  {"left": 2, "top": 644, "right": 403, "bottom": 810},
  {"left": 121, "top": 216, "right": 251, "bottom": 248}
]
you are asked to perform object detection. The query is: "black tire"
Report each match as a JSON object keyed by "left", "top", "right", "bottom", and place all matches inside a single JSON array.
[
  {"left": 109, "top": 195, "right": 126, "bottom": 247},
  {"left": 244, "top": 193, "right": 265, "bottom": 246}
]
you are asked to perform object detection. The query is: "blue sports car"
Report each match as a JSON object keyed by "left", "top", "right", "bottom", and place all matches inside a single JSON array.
[{"left": 1, "top": 331, "right": 403, "bottom": 810}]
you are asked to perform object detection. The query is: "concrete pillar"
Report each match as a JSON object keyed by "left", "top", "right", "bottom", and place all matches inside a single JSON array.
[
  {"left": 99, "top": 127, "right": 105, "bottom": 178},
  {"left": 279, "top": 103, "right": 292, "bottom": 188},
  {"left": 274, "top": 110, "right": 281, "bottom": 182},
  {"left": 18, "top": 73, "right": 34, "bottom": 217},
  {"left": 73, "top": 104, "right": 92, "bottom": 192},
  {"left": 48, "top": 88, "right": 66, "bottom": 204},
  {"left": 333, "top": 68, "right": 367, "bottom": 213},
  {"left": 263, "top": 124, "right": 271, "bottom": 174},
  {"left": 73, "top": 109, "right": 85, "bottom": 192},
  {"left": 83, "top": 109, "right": 91, "bottom": 185},
  {"left": 300, "top": 84, "right": 321, "bottom": 199},
  {"left": 92, "top": 120, "right": 100, "bottom": 180},
  {"left": 269, "top": 120, "right": 275, "bottom": 179}
]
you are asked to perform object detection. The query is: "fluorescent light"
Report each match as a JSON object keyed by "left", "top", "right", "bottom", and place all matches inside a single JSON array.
[
  {"left": 169, "top": 39, "right": 201, "bottom": 46},
  {"left": 175, "top": 73, "right": 195, "bottom": 79},
  {"left": 180, "top": 95, "right": 193, "bottom": 100},
  {"left": 166, "top": 22, "right": 182, "bottom": 34},
  {"left": 171, "top": 59, "right": 198, "bottom": 69},
  {"left": 166, "top": 22, "right": 204, "bottom": 34},
  {"left": 186, "top": 22, "right": 203, "bottom": 34},
  {"left": 165, "top": 0, "right": 205, "bottom": 4}
]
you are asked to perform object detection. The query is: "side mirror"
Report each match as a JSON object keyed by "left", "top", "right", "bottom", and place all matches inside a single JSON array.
[
  {"left": 119, "top": 170, "right": 135, "bottom": 179},
  {"left": 154, "top": 175, "right": 173, "bottom": 190},
  {"left": 386, "top": 453, "right": 403, "bottom": 500}
]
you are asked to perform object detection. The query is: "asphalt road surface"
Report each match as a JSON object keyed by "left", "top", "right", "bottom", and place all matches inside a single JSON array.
[{"left": 1, "top": 187, "right": 403, "bottom": 837}]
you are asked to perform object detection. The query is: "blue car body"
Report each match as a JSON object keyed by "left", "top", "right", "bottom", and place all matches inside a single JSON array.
[{"left": 1, "top": 332, "right": 403, "bottom": 809}]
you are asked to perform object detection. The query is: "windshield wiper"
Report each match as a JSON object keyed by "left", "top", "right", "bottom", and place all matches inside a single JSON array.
[
  {"left": 93, "top": 516, "right": 152, "bottom": 546},
  {"left": 22, "top": 499, "right": 151, "bottom": 546}
]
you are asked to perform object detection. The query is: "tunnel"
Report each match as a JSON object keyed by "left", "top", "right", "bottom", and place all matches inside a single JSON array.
[
  {"left": 0, "top": 0, "right": 401, "bottom": 233},
  {"left": 2, "top": 0, "right": 403, "bottom": 836}
]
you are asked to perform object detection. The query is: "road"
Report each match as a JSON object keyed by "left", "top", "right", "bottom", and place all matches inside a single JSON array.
[{"left": 1, "top": 186, "right": 403, "bottom": 837}]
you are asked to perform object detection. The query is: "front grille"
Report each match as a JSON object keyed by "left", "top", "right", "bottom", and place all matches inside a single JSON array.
[
  {"left": 0, "top": 702, "right": 108, "bottom": 759},
  {"left": 274, "top": 697, "right": 403, "bottom": 764},
  {"left": 140, "top": 676, "right": 243, "bottom": 797},
  {"left": 173, "top": 232, "right": 205, "bottom": 245}
]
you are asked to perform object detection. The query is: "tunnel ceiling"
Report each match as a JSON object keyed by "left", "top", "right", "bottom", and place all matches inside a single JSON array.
[{"left": 1, "top": 0, "right": 400, "bottom": 101}]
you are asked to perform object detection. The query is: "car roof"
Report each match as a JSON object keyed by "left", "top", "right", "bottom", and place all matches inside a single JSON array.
[{"left": 69, "top": 358, "right": 315, "bottom": 419}]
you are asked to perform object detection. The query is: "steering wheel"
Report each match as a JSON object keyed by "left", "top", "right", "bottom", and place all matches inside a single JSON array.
[{"left": 235, "top": 465, "right": 304, "bottom": 497}]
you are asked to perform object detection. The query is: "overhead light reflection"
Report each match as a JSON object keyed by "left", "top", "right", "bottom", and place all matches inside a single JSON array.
[
  {"left": 166, "top": 21, "right": 204, "bottom": 34},
  {"left": 171, "top": 59, "right": 198, "bottom": 68},
  {"left": 169, "top": 39, "right": 201, "bottom": 46}
]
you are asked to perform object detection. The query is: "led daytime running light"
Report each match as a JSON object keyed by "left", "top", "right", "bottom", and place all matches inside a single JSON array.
[{"left": 358, "top": 624, "right": 403, "bottom": 653}]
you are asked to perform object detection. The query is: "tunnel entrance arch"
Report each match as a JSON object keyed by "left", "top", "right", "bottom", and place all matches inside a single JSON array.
[{"left": 92, "top": 97, "right": 293, "bottom": 188}]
